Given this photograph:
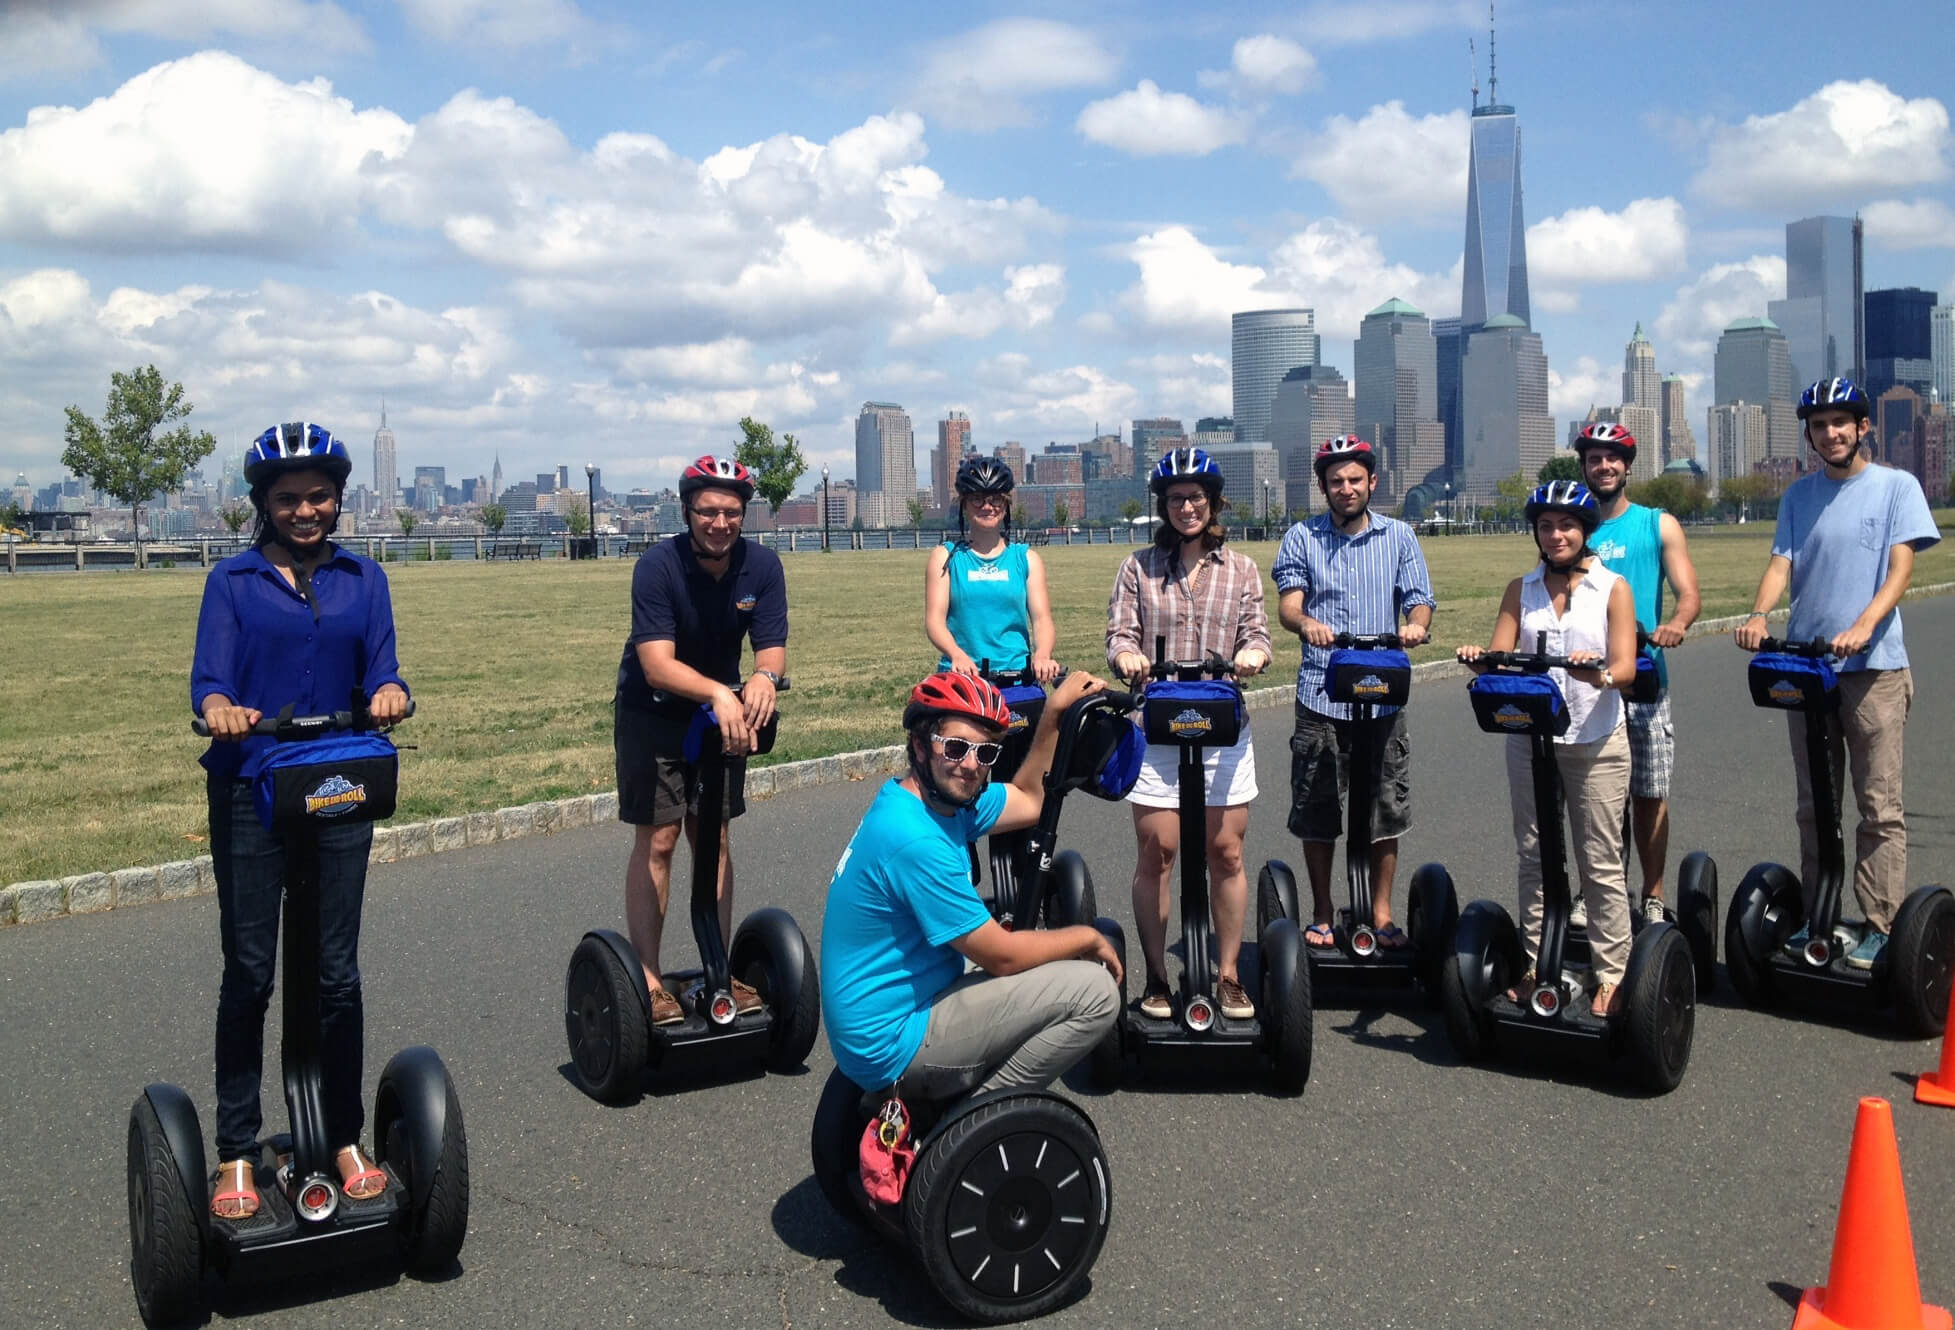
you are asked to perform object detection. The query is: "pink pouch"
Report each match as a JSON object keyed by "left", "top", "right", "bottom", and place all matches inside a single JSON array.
[{"left": 858, "top": 1096, "right": 915, "bottom": 1205}]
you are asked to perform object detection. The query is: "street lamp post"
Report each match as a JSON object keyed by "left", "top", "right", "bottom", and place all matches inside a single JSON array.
[
  {"left": 821, "top": 465, "right": 831, "bottom": 554},
  {"left": 585, "top": 462, "right": 598, "bottom": 558},
  {"left": 1443, "top": 481, "right": 1455, "bottom": 536},
  {"left": 1263, "top": 479, "right": 1273, "bottom": 533}
]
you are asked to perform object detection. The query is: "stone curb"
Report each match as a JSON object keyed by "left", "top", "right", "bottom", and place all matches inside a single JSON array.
[{"left": 8, "top": 581, "right": 1950, "bottom": 928}]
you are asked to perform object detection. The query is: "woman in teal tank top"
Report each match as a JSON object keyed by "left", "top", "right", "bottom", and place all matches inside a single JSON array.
[{"left": 924, "top": 457, "right": 1059, "bottom": 681}]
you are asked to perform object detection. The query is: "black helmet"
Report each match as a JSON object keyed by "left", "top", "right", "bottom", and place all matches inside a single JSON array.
[{"left": 954, "top": 455, "right": 1015, "bottom": 497}]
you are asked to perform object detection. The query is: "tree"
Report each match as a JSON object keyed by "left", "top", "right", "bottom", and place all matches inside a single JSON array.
[
  {"left": 1012, "top": 502, "right": 1028, "bottom": 528},
  {"left": 61, "top": 364, "right": 216, "bottom": 552},
  {"left": 397, "top": 508, "right": 418, "bottom": 538},
  {"left": 1052, "top": 500, "right": 1070, "bottom": 526},
  {"left": 562, "top": 493, "right": 590, "bottom": 536},
  {"left": 734, "top": 416, "right": 809, "bottom": 511},
  {"left": 1719, "top": 473, "right": 1773, "bottom": 522},
  {"left": 906, "top": 496, "right": 924, "bottom": 529},
  {"left": 1120, "top": 498, "right": 1142, "bottom": 523},
  {"left": 480, "top": 503, "right": 507, "bottom": 535},
  {"left": 1636, "top": 473, "right": 1709, "bottom": 520},
  {"left": 1538, "top": 454, "right": 1582, "bottom": 484},
  {"left": 220, "top": 504, "right": 250, "bottom": 536},
  {"left": 1494, "top": 471, "right": 1533, "bottom": 525}
]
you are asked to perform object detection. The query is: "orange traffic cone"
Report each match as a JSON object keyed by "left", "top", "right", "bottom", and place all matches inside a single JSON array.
[
  {"left": 1914, "top": 981, "right": 1955, "bottom": 1108},
  {"left": 1791, "top": 1097, "right": 1951, "bottom": 1330}
]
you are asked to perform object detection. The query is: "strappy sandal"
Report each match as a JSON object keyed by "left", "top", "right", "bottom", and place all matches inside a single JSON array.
[
  {"left": 1590, "top": 982, "right": 1620, "bottom": 1019},
  {"left": 336, "top": 1144, "right": 387, "bottom": 1201},
  {"left": 212, "top": 1157, "right": 259, "bottom": 1221},
  {"left": 1504, "top": 967, "right": 1536, "bottom": 1004}
]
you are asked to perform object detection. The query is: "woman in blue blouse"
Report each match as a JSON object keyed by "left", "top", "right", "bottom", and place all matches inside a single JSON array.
[
  {"left": 923, "top": 456, "right": 1059, "bottom": 682},
  {"left": 190, "top": 423, "right": 409, "bottom": 1221}
]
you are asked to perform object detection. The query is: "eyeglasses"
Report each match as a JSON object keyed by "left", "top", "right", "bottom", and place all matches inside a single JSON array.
[
  {"left": 930, "top": 733, "right": 1003, "bottom": 766},
  {"left": 967, "top": 495, "right": 1008, "bottom": 510},
  {"left": 1165, "top": 493, "right": 1209, "bottom": 509},
  {"left": 691, "top": 507, "right": 744, "bottom": 526}
]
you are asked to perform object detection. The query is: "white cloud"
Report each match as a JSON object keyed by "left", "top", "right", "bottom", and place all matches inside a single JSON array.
[
  {"left": 1129, "top": 352, "right": 1232, "bottom": 419},
  {"left": 1198, "top": 34, "right": 1317, "bottom": 96},
  {"left": 1862, "top": 198, "right": 1955, "bottom": 250},
  {"left": 1693, "top": 80, "right": 1950, "bottom": 209},
  {"left": 397, "top": 0, "right": 595, "bottom": 49},
  {"left": 975, "top": 354, "right": 1139, "bottom": 435},
  {"left": 1548, "top": 356, "right": 1614, "bottom": 420},
  {"left": 1118, "top": 226, "right": 1280, "bottom": 329},
  {"left": 892, "top": 264, "right": 1066, "bottom": 345},
  {"left": 1287, "top": 101, "right": 1467, "bottom": 221},
  {"left": 1654, "top": 255, "right": 1787, "bottom": 361},
  {"left": 1527, "top": 197, "right": 1690, "bottom": 310},
  {"left": 906, "top": 19, "right": 1119, "bottom": 131},
  {"left": 0, "top": 0, "right": 368, "bottom": 78},
  {"left": 1266, "top": 221, "right": 1456, "bottom": 342},
  {"left": 1076, "top": 81, "right": 1248, "bottom": 157},
  {"left": 1296, "top": 0, "right": 1477, "bottom": 45},
  {"left": 0, "top": 51, "right": 409, "bottom": 254}
]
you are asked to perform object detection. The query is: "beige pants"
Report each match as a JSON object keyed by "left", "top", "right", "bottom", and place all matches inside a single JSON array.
[
  {"left": 1507, "top": 725, "right": 1632, "bottom": 985},
  {"left": 1789, "top": 668, "right": 1913, "bottom": 934}
]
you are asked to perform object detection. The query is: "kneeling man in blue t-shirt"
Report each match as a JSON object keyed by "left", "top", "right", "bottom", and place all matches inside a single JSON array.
[{"left": 821, "top": 670, "right": 1121, "bottom": 1101}]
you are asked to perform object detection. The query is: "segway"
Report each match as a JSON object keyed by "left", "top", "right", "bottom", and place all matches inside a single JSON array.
[
  {"left": 969, "top": 663, "right": 1050, "bottom": 927},
  {"left": 1273, "top": 632, "right": 1457, "bottom": 999},
  {"left": 808, "top": 689, "right": 1140, "bottom": 1323},
  {"left": 1090, "top": 640, "right": 1313, "bottom": 1094},
  {"left": 564, "top": 687, "right": 820, "bottom": 1101},
  {"left": 1439, "top": 640, "right": 1696, "bottom": 1092},
  {"left": 1724, "top": 639, "right": 1954, "bottom": 1035},
  {"left": 128, "top": 697, "right": 468, "bottom": 1326}
]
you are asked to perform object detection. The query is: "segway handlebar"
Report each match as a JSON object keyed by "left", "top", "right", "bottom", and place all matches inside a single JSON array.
[
  {"left": 1467, "top": 649, "right": 1597, "bottom": 673},
  {"left": 976, "top": 660, "right": 1068, "bottom": 689},
  {"left": 1331, "top": 632, "right": 1402, "bottom": 650},
  {"left": 193, "top": 698, "right": 415, "bottom": 739},
  {"left": 1751, "top": 637, "right": 1835, "bottom": 658},
  {"left": 1146, "top": 635, "right": 1235, "bottom": 682}
]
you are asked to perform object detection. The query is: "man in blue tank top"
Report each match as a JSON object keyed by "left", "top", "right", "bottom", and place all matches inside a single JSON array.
[{"left": 1576, "top": 423, "right": 1700, "bottom": 925}]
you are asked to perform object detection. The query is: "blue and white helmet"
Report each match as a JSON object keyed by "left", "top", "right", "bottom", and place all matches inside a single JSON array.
[
  {"left": 1151, "top": 446, "right": 1222, "bottom": 496},
  {"left": 1797, "top": 377, "right": 1871, "bottom": 421},
  {"left": 1524, "top": 480, "right": 1600, "bottom": 535},
  {"left": 245, "top": 422, "right": 352, "bottom": 485}
]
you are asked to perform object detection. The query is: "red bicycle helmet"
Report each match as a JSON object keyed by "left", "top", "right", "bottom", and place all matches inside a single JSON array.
[
  {"left": 1572, "top": 421, "right": 1637, "bottom": 463},
  {"left": 679, "top": 455, "right": 755, "bottom": 504},
  {"left": 903, "top": 671, "right": 1011, "bottom": 734},
  {"left": 1312, "top": 435, "right": 1376, "bottom": 484}
]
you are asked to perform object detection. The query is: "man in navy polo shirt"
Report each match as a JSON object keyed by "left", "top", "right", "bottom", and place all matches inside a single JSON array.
[{"left": 615, "top": 455, "right": 788, "bottom": 1025}]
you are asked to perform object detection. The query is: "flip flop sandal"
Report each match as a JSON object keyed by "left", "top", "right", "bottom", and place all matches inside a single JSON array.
[
  {"left": 1304, "top": 922, "right": 1338, "bottom": 949},
  {"left": 1375, "top": 923, "right": 1412, "bottom": 949},
  {"left": 212, "top": 1158, "right": 260, "bottom": 1221},
  {"left": 336, "top": 1145, "right": 387, "bottom": 1201},
  {"left": 1504, "top": 967, "right": 1537, "bottom": 1004}
]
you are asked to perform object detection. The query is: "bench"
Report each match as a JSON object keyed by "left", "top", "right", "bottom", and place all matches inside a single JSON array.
[{"left": 488, "top": 539, "right": 541, "bottom": 560}]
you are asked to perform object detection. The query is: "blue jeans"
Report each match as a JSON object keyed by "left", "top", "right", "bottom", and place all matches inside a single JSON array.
[{"left": 209, "top": 775, "right": 373, "bottom": 1161}]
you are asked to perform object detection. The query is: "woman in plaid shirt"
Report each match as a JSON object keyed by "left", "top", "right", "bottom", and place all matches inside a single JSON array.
[{"left": 1107, "top": 448, "right": 1273, "bottom": 1023}]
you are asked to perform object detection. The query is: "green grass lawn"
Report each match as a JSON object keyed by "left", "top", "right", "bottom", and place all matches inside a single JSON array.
[{"left": 5, "top": 523, "right": 1952, "bottom": 883}]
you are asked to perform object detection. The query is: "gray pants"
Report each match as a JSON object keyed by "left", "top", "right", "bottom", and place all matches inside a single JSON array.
[{"left": 900, "top": 962, "right": 1119, "bottom": 1100}]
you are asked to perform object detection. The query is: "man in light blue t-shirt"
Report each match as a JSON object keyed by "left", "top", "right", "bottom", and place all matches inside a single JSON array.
[
  {"left": 821, "top": 670, "right": 1120, "bottom": 1100},
  {"left": 1735, "top": 378, "right": 1940, "bottom": 970}
]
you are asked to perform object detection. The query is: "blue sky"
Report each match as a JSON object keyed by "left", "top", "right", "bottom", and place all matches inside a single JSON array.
[{"left": 2, "top": 0, "right": 1951, "bottom": 495}]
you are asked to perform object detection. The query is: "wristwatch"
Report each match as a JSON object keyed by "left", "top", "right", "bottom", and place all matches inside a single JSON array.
[
  {"left": 753, "top": 669, "right": 787, "bottom": 688},
  {"left": 1599, "top": 667, "right": 1616, "bottom": 691}
]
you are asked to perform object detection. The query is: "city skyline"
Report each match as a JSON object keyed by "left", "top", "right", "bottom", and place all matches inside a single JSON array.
[{"left": 1, "top": 3, "right": 1952, "bottom": 494}]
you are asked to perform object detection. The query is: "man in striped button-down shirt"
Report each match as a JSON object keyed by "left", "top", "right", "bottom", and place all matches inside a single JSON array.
[{"left": 1271, "top": 439, "right": 1435, "bottom": 951}]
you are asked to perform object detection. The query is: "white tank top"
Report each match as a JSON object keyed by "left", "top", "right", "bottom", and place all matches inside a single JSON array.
[{"left": 1516, "top": 561, "right": 1624, "bottom": 745}]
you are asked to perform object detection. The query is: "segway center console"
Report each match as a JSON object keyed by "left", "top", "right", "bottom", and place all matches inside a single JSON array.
[
  {"left": 1724, "top": 640, "right": 1953, "bottom": 1035},
  {"left": 808, "top": 690, "right": 1141, "bottom": 1323},
  {"left": 1440, "top": 643, "right": 1697, "bottom": 1092},
  {"left": 970, "top": 664, "right": 1050, "bottom": 927},
  {"left": 1272, "top": 633, "right": 1457, "bottom": 998},
  {"left": 565, "top": 687, "right": 820, "bottom": 1101},
  {"left": 129, "top": 697, "right": 468, "bottom": 1326},
  {"left": 1092, "top": 642, "right": 1313, "bottom": 1093}
]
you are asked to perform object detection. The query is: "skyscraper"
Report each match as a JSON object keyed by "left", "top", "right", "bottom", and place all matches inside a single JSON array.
[
  {"left": 1713, "top": 318, "right": 1798, "bottom": 462},
  {"left": 854, "top": 400, "right": 915, "bottom": 525},
  {"left": 490, "top": 453, "right": 502, "bottom": 502},
  {"left": 932, "top": 410, "right": 972, "bottom": 511},
  {"left": 1131, "top": 418, "right": 1187, "bottom": 464},
  {"left": 1619, "top": 324, "right": 1662, "bottom": 483},
  {"left": 1354, "top": 298, "right": 1445, "bottom": 502},
  {"left": 1933, "top": 303, "right": 1954, "bottom": 406},
  {"left": 1706, "top": 402, "right": 1769, "bottom": 492},
  {"left": 1267, "top": 364, "right": 1354, "bottom": 516},
  {"left": 1660, "top": 374, "right": 1696, "bottom": 463},
  {"left": 1231, "top": 309, "right": 1318, "bottom": 445},
  {"left": 1460, "top": 88, "right": 1530, "bottom": 329},
  {"left": 1768, "top": 215, "right": 1863, "bottom": 390},
  {"left": 372, "top": 405, "right": 397, "bottom": 514},
  {"left": 1864, "top": 286, "right": 1938, "bottom": 399},
  {"left": 1433, "top": 316, "right": 1466, "bottom": 480},
  {"left": 1460, "top": 315, "right": 1554, "bottom": 496}
]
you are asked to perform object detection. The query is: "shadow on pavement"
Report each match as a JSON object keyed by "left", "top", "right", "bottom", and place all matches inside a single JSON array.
[{"left": 768, "top": 1176, "right": 965, "bottom": 1329}]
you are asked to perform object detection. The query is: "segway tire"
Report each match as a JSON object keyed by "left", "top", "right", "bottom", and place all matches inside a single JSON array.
[
  {"left": 1621, "top": 924, "right": 1695, "bottom": 1093},
  {"left": 731, "top": 908, "right": 822, "bottom": 1072},
  {"left": 1675, "top": 851, "right": 1719, "bottom": 997},
  {"left": 376, "top": 1048, "right": 470, "bottom": 1274},
  {"left": 1260, "top": 918, "right": 1313, "bottom": 1095},
  {"left": 1406, "top": 863, "right": 1460, "bottom": 1000},
  {"left": 1886, "top": 885, "right": 1955, "bottom": 1038},
  {"left": 1256, "top": 861, "right": 1300, "bottom": 936},
  {"left": 1441, "top": 902, "right": 1521, "bottom": 1062},
  {"left": 564, "top": 934, "right": 648, "bottom": 1102},
  {"left": 906, "top": 1095, "right": 1110, "bottom": 1323},
  {"left": 1725, "top": 864, "right": 1800, "bottom": 1008},
  {"left": 1047, "top": 851, "right": 1099, "bottom": 928},
  {"left": 127, "top": 1091, "right": 204, "bottom": 1327},
  {"left": 810, "top": 1069, "right": 873, "bottom": 1232}
]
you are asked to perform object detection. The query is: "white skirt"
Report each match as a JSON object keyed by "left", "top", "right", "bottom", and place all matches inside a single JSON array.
[{"left": 1126, "top": 731, "right": 1258, "bottom": 809}]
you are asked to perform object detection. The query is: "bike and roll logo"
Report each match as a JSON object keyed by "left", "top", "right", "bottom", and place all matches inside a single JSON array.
[
  {"left": 1168, "top": 707, "right": 1213, "bottom": 737},
  {"left": 303, "top": 773, "right": 368, "bottom": 817},
  {"left": 1007, "top": 708, "right": 1031, "bottom": 732},
  {"left": 1767, "top": 677, "right": 1804, "bottom": 707},
  {"left": 735, "top": 593, "right": 757, "bottom": 612},
  {"left": 1349, "top": 672, "right": 1391, "bottom": 699},
  {"left": 1491, "top": 703, "right": 1534, "bottom": 731}
]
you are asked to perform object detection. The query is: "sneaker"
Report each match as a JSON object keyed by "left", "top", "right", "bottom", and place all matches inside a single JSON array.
[
  {"left": 1846, "top": 930, "right": 1888, "bottom": 971},
  {"left": 1568, "top": 897, "right": 1588, "bottom": 931},
  {"left": 1138, "top": 978, "right": 1172, "bottom": 1020},
  {"left": 649, "top": 986, "right": 685, "bottom": 1026},
  {"left": 1217, "top": 976, "right": 1254, "bottom": 1021},
  {"left": 1783, "top": 925, "right": 1811, "bottom": 956},
  {"left": 1640, "top": 894, "right": 1667, "bottom": 925},
  {"left": 731, "top": 977, "right": 764, "bottom": 1014}
]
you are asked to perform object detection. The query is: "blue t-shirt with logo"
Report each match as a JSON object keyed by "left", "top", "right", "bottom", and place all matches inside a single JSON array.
[
  {"left": 940, "top": 540, "right": 1032, "bottom": 672},
  {"left": 820, "top": 778, "right": 1007, "bottom": 1089},
  {"left": 1591, "top": 503, "right": 1668, "bottom": 688},
  {"left": 1773, "top": 463, "right": 1939, "bottom": 673}
]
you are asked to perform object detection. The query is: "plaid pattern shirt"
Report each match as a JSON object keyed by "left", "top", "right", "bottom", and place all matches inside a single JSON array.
[{"left": 1106, "top": 543, "right": 1271, "bottom": 670}]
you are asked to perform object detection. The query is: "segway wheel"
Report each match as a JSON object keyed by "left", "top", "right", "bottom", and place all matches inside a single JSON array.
[
  {"left": 730, "top": 908, "right": 822, "bottom": 1072},
  {"left": 906, "top": 1095, "right": 1110, "bottom": 1323},
  {"left": 1440, "top": 901, "right": 1521, "bottom": 1062},
  {"left": 1621, "top": 925, "right": 1696, "bottom": 1093},
  {"left": 1047, "top": 851, "right": 1099, "bottom": 928},
  {"left": 376, "top": 1048, "right": 470, "bottom": 1274},
  {"left": 810, "top": 1070, "right": 873, "bottom": 1232},
  {"left": 127, "top": 1091, "right": 204, "bottom": 1327},
  {"left": 1675, "top": 851, "right": 1719, "bottom": 997},
  {"left": 1259, "top": 918, "right": 1313, "bottom": 1095},
  {"left": 1886, "top": 885, "right": 1955, "bottom": 1038},
  {"left": 1256, "top": 861, "right": 1300, "bottom": 936},
  {"left": 1725, "top": 864, "right": 1800, "bottom": 1008},
  {"left": 1406, "top": 863, "right": 1460, "bottom": 1001},
  {"left": 565, "top": 935, "right": 648, "bottom": 1102}
]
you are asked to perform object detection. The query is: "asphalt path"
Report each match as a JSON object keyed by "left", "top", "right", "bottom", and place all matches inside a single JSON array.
[{"left": 6, "top": 598, "right": 1955, "bottom": 1330}]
